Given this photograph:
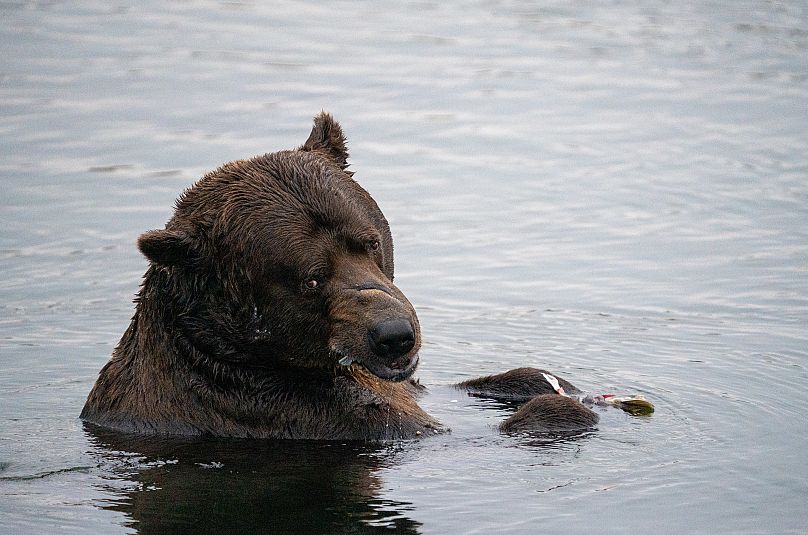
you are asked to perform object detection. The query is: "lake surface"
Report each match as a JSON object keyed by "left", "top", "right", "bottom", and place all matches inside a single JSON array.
[{"left": 1, "top": 1, "right": 807, "bottom": 533}]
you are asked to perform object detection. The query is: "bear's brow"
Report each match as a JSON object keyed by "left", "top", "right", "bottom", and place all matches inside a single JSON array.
[{"left": 346, "top": 233, "right": 377, "bottom": 252}]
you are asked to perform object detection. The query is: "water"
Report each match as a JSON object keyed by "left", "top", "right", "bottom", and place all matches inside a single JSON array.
[{"left": 2, "top": 1, "right": 807, "bottom": 533}]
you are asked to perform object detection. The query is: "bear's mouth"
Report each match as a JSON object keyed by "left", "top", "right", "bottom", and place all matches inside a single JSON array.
[{"left": 333, "top": 349, "right": 419, "bottom": 382}]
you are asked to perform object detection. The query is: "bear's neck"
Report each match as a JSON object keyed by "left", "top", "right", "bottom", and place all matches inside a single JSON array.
[{"left": 83, "top": 267, "right": 441, "bottom": 438}]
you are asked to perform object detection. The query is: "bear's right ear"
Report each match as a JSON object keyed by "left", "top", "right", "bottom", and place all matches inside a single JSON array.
[
  {"left": 137, "top": 228, "right": 196, "bottom": 266},
  {"left": 300, "top": 111, "right": 350, "bottom": 170}
]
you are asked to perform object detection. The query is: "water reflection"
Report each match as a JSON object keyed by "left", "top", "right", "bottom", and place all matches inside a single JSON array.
[{"left": 85, "top": 425, "right": 421, "bottom": 534}]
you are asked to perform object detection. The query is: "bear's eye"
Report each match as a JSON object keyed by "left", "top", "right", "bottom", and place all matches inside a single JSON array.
[
  {"left": 366, "top": 239, "right": 380, "bottom": 252},
  {"left": 301, "top": 270, "right": 327, "bottom": 294}
]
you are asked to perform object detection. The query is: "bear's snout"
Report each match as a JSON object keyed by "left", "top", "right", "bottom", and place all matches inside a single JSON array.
[
  {"left": 369, "top": 318, "right": 415, "bottom": 360},
  {"left": 327, "top": 265, "right": 421, "bottom": 381}
]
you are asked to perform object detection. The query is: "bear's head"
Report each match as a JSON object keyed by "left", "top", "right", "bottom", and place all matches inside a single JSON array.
[{"left": 136, "top": 113, "right": 421, "bottom": 382}]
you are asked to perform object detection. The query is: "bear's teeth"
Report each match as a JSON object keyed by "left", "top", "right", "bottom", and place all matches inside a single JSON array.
[{"left": 338, "top": 355, "right": 354, "bottom": 366}]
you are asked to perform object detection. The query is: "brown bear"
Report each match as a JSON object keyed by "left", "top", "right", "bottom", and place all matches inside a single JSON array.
[{"left": 80, "top": 113, "right": 597, "bottom": 439}]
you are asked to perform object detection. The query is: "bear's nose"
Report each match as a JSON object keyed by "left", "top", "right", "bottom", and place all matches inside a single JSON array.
[{"left": 369, "top": 319, "right": 415, "bottom": 360}]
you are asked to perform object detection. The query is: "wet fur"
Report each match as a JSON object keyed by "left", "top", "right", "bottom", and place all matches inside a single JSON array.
[
  {"left": 499, "top": 394, "right": 598, "bottom": 433},
  {"left": 81, "top": 113, "right": 595, "bottom": 439},
  {"left": 457, "top": 367, "right": 583, "bottom": 401}
]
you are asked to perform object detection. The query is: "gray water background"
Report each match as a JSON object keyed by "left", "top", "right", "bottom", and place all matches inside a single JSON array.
[{"left": 1, "top": 1, "right": 807, "bottom": 533}]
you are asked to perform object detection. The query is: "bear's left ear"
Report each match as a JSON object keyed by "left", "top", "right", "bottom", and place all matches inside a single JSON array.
[
  {"left": 137, "top": 228, "right": 197, "bottom": 267},
  {"left": 300, "top": 111, "right": 350, "bottom": 170}
]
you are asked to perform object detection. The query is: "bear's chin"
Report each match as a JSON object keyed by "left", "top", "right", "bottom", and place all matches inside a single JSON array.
[{"left": 344, "top": 354, "right": 420, "bottom": 382}]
